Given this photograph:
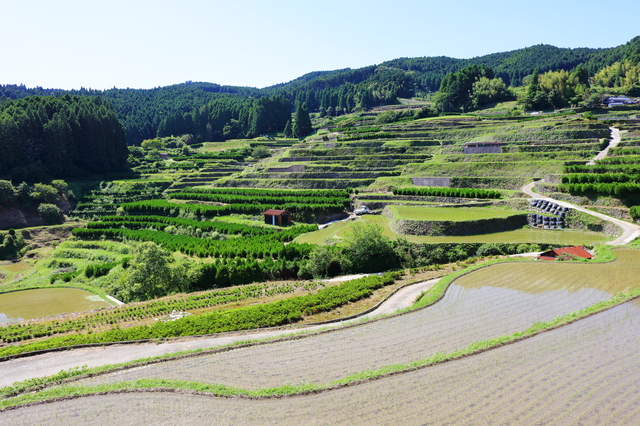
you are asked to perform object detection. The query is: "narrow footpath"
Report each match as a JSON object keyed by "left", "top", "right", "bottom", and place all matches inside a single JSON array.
[{"left": 586, "top": 127, "right": 623, "bottom": 165}]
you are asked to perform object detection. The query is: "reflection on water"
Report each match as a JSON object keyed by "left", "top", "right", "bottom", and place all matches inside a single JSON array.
[
  {"left": 0, "top": 312, "right": 24, "bottom": 324},
  {"left": 455, "top": 249, "right": 640, "bottom": 295}
]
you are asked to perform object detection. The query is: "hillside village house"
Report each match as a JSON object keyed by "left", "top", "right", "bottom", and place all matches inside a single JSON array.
[
  {"left": 263, "top": 209, "right": 291, "bottom": 226},
  {"left": 537, "top": 246, "right": 593, "bottom": 261}
]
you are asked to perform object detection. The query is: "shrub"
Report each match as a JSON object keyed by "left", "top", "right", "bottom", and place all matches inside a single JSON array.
[
  {"left": 476, "top": 243, "right": 504, "bottom": 257},
  {"left": 37, "top": 203, "right": 63, "bottom": 225}
]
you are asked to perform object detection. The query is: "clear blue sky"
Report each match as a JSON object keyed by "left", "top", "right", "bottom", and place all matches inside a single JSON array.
[{"left": 2, "top": 0, "right": 639, "bottom": 90}]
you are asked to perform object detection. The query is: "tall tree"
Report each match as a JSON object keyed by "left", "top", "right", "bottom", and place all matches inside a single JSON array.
[{"left": 292, "top": 103, "right": 312, "bottom": 138}]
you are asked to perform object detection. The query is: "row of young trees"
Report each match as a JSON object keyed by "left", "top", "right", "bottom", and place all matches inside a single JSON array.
[
  {"left": 392, "top": 186, "right": 502, "bottom": 199},
  {"left": 558, "top": 182, "right": 640, "bottom": 197}
]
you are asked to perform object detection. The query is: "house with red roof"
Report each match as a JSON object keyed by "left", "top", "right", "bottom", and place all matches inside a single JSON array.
[
  {"left": 263, "top": 209, "right": 291, "bottom": 226},
  {"left": 537, "top": 246, "right": 593, "bottom": 261}
]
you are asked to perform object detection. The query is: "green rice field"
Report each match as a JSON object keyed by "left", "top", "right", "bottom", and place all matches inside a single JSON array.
[
  {"left": 295, "top": 215, "right": 609, "bottom": 245},
  {"left": 389, "top": 205, "right": 522, "bottom": 221}
]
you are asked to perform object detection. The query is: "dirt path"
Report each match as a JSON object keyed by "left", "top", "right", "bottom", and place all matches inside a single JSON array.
[
  {"left": 521, "top": 182, "right": 640, "bottom": 245},
  {"left": 586, "top": 127, "right": 623, "bottom": 165},
  {"left": 0, "top": 278, "right": 437, "bottom": 387}
]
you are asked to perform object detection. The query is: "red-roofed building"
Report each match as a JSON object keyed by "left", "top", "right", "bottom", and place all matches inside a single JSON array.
[
  {"left": 263, "top": 209, "right": 291, "bottom": 226},
  {"left": 537, "top": 246, "right": 593, "bottom": 261}
]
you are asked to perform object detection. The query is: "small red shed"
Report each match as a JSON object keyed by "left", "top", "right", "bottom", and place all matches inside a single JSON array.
[
  {"left": 263, "top": 209, "right": 291, "bottom": 226},
  {"left": 537, "top": 246, "right": 593, "bottom": 261}
]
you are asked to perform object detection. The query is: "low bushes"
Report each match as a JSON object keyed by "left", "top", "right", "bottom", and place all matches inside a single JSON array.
[
  {"left": 393, "top": 187, "right": 502, "bottom": 199},
  {"left": 0, "top": 273, "right": 398, "bottom": 358}
]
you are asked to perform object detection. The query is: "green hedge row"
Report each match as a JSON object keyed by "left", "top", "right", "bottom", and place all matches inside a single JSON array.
[
  {"left": 72, "top": 227, "right": 315, "bottom": 260},
  {"left": 558, "top": 182, "right": 640, "bottom": 197},
  {"left": 565, "top": 164, "right": 640, "bottom": 174},
  {"left": 97, "top": 215, "right": 275, "bottom": 236},
  {"left": 120, "top": 200, "right": 346, "bottom": 216},
  {"left": 0, "top": 273, "right": 398, "bottom": 357},
  {"left": 561, "top": 173, "right": 640, "bottom": 184},
  {"left": 177, "top": 187, "right": 351, "bottom": 198},
  {"left": 168, "top": 192, "right": 350, "bottom": 207},
  {"left": 392, "top": 187, "right": 502, "bottom": 199}
]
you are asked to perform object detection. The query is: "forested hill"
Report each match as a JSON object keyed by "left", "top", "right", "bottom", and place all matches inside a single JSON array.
[
  {"left": 1, "top": 37, "right": 639, "bottom": 146},
  {"left": 0, "top": 83, "right": 261, "bottom": 146},
  {"left": 0, "top": 96, "right": 129, "bottom": 182}
]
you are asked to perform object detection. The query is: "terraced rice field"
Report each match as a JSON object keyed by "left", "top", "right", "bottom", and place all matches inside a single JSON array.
[
  {"left": 295, "top": 215, "right": 609, "bottom": 245},
  {"left": 389, "top": 205, "right": 519, "bottom": 221},
  {"left": 4, "top": 282, "right": 640, "bottom": 424},
  {"left": 0, "top": 288, "right": 112, "bottom": 324},
  {"left": 73, "top": 250, "right": 640, "bottom": 392}
]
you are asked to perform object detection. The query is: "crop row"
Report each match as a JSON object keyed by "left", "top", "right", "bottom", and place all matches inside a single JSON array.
[
  {"left": 171, "top": 150, "right": 249, "bottom": 161},
  {"left": 610, "top": 148, "right": 640, "bottom": 156},
  {"left": 516, "top": 144, "right": 597, "bottom": 153},
  {"left": 71, "top": 227, "right": 315, "bottom": 259},
  {"left": 97, "top": 215, "right": 276, "bottom": 236},
  {"left": 561, "top": 173, "right": 640, "bottom": 184},
  {"left": 595, "top": 155, "right": 640, "bottom": 165},
  {"left": 0, "top": 279, "right": 323, "bottom": 344},
  {"left": 565, "top": 164, "right": 640, "bottom": 174},
  {"left": 175, "top": 187, "right": 351, "bottom": 198},
  {"left": 167, "top": 192, "right": 351, "bottom": 207},
  {"left": 0, "top": 273, "right": 398, "bottom": 357},
  {"left": 120, "top": 200, "right": 346, "bottom": 216},
  {"left": 392, "top": 187, "right": 502, "bottom": 199},
  {"left": 558, "top": 182, "right": 640, "bottom": 197},
  {"left": 78, "top": 194, "right": 160, "bottom": 204}
]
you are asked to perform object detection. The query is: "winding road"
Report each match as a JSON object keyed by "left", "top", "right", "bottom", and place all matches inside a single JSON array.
[{"left": 522, "top": 126, "right": 640, "bottom": 245}]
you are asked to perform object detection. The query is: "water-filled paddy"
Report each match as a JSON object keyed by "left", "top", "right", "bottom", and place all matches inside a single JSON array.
[
  {"left": 8, "top": 293, "right": 640, "bottom": 425},
  {"left": 0, "top": 288, "right": 111, "bottom": 324},
  {"left": 79, "top": 250, "right": 640, "bottom": 390}
]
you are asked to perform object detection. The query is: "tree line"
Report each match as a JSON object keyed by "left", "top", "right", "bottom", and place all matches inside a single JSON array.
[
  {"left": 0, "top": 96, "right": 129, "bottom": 182},
  {"left": 1, "top": 37, "right": 638, "bottom": 148}
]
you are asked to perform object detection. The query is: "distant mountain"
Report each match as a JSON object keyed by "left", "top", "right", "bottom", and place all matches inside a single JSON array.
[{"left": 1, "top": 37, "right": 638, "bottom": 145}]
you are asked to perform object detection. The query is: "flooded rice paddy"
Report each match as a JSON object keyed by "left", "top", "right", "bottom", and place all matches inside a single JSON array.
[
  {"left": 78, "top": 250, "right": 640, "bottom": 390},
  {"left": 5, "top": 299, "right": 640, "bottom": 425},
  {"left": 0, "top": 288, "right": 111, "bottom": 324},
  {"left": 0, "top": 262, "right": 33, "bottom": 273}
]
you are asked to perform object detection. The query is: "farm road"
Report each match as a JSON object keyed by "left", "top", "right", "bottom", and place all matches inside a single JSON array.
[
  {"left": 0, "top": 278, "right": 437, "bottom": 387},
  {"left": 586, "top": 127, "right": 623, "bottom": 165},
  {"left": 523, "top": 125, "right": 640, "bottom": 245},
  {"left": 521, "top": 181, "right": 640, "bottom": 245}
]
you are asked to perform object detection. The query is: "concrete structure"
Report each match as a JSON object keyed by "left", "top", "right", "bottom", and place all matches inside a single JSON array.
[
  {"left": 463, "top": 142, "right": 504, "bottom": 154},
  {"left": 266, "top": 165, "right": 305, "bottom": 173},
  {"left": 263, "top": 209, "right": 292, "bottom": 226},
  {"left": 411, "top": 177, "right": 450, "bottom": 187}
]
